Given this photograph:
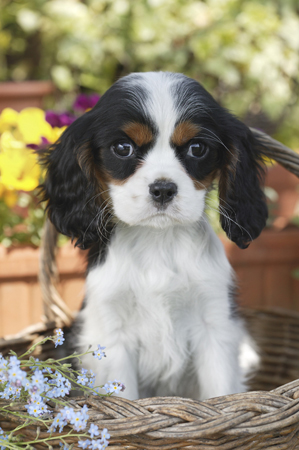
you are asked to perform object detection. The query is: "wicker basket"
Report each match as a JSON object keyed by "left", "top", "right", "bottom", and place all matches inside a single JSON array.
[
  {"left": 1, "top": 308, "right": 299, "bottom": 448},
  {"left": 2, "top": 134, "right": 299, "bottom": 448}
]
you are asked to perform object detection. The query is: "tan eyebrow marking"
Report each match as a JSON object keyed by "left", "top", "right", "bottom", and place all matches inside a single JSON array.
[
  {"left": 122, "top": 122, "right": 153, "bottom": 147},
  {"left": 171, "top": 122, "right": 201, "bottom": 146}
]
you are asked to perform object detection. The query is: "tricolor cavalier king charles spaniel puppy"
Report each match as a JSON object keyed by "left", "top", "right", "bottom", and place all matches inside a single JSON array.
[{"left": 41, "top": 72, "right": 267, "bottom": 400}]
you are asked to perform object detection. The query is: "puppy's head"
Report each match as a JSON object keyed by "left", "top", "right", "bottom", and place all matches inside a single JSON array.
[{"left": 40, "top": 72, "right": 267, "bottom": 249}]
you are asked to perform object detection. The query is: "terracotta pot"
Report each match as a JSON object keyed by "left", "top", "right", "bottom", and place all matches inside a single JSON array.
[
  {"left": 0, "top": 243, "right": 86, "bottom": 337},
  {"left": 1, "top": 226, "right": 299, "bottom": 336},
  {"left": 265, "top": 163, "right": 299, "bottom": 228},
  {"left": 221, "top": 227, "right": 299, "bottom": 310},
  {"left": 0, "top": 80, "right": 55, "bottom": 112}
]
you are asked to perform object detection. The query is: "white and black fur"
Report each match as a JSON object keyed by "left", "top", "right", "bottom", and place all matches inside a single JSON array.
[{"left": 40, "top": 72, "right": 267, "bottom": 400}]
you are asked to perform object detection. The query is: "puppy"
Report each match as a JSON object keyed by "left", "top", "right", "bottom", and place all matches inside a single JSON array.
[{"left": 40, "top": 72, "right": 267, "bottom": 400}]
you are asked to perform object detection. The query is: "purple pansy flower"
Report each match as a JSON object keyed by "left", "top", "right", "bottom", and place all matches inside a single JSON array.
[
  {"left": 73, "top": 93, "right": 100, "bottom": 111},
  {"left": 45, "top": 111, "right": 76, "bottom": 128}
]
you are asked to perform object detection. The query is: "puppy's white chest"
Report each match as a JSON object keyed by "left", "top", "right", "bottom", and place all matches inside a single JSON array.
[
  {"left": 85, "top": 224, "right": 230, "bottom": 353},
  {"left": 108, "top": 226, "right": 203, "bottom": 384},
  {"left": 80, "top": 221, "right": 240, "bottom": 398}
]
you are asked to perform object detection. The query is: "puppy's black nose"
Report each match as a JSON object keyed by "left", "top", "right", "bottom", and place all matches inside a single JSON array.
[{"left": 149, "top": 180, "right": 178, "bottom": 204}]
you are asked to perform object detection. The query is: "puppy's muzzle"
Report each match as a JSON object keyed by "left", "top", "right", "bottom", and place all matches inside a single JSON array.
[{"left": 149, "top": 180, "right": 178, "bottom": 206}]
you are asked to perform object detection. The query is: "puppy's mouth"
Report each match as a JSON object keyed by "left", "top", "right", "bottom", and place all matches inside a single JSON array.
[
  {"left": 138, "top": 204, "right": 186, "bottom": 228},
  {"left": 152, "top": 203, "right": 170, "bottom": 212}
]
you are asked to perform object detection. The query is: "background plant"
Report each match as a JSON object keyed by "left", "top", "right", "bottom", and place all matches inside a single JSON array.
[
  {"left": 0, "top": 107, "right": 64, "bottom": 247},
  {"left": 1, "top": 0, "right": 299, "bottom": 146},
  {"left": 0, "top": 95, "right": 99, "bottom": 247}
]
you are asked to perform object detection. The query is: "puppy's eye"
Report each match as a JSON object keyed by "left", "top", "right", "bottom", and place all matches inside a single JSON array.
[
  {"left": 187, "top": 142, "right": 208, "bottom": 158},
  {"left": 111, "top": 142, "right": 134, "bottom": 157}
]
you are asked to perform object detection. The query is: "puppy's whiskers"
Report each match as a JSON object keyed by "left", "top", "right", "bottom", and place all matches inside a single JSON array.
[
  {"left": 82, "top": 189, "right": 111, "bottom": 210},
  {"left": 96, "top": 200, "right": 114, "bottom": 241},
  {"left": 206, "top": 194, "right": 253, "bottom": 242},
  {"left": 82, "top": 197, "right": 112, "bottom": 244}
]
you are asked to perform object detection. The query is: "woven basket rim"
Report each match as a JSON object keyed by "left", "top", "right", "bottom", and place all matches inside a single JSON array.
[{"left": 1, "top": 378, "right": 299, "bottom": 449}]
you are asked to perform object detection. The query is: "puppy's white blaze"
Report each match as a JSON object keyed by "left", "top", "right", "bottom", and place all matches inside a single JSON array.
[{"left": 132, "top": 72, "right": 179, "bottom": 138}]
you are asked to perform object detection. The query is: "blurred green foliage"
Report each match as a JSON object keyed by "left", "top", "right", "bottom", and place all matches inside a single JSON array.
[
  {"left": 0, "top": 191, "right": 44, "bottom": 247},
  {"left": 1, "top": 0, "right": 299, "bottom": 146}
]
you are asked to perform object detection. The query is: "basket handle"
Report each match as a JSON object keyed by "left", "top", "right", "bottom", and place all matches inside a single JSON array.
[{"left": 39, "top": 217, "right": 74, "bottom": 327}]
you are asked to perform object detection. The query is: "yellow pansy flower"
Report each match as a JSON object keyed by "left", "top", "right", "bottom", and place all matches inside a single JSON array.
[
  {"left": 0, "top": 130, "right": 24, "bottom": 150},
  {"left": 0, "top": 108, "right": 19, "bottom": 133},
  {"left": 51, "top": 126, "right": 67, "bottom": 143},
  {"left": 17, "top": 107, "right": 54, "bottom": 144},
  {"left": 0, "top": 107, "right": 68, "bottom": 205},
  {"left": 0, "top": 131, "right": 40, "bottom": 191}
]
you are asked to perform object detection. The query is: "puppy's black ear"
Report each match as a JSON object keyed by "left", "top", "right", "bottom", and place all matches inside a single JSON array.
[
  {"left": 39, "top": 111, "right": 105, "bottom": 250},
  {"left": 218, "top": 121, "right": 268, "bottom": 249}
]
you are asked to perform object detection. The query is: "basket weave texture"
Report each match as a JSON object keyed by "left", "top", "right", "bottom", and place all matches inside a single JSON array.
[
  {"left": 1, "top": 308, "right": 299, "bottom": 449},
  {"left": 1, "top": 378, "right": 299, "bottom": 449}
]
